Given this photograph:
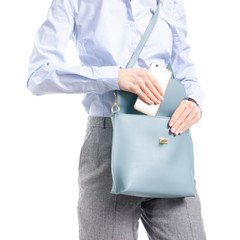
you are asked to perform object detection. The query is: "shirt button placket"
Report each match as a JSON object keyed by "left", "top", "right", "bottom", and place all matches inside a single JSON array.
[{"left": 125, "top": 0, "right": 138, "bottom": 62}]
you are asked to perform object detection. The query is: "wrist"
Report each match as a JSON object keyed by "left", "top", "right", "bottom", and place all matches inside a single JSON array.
[
  {"left": 187, "top": 97, "right": 198, "bottom": 106},
  {"left": 186, "top": 97, "right": 202, "bottom": 118}
]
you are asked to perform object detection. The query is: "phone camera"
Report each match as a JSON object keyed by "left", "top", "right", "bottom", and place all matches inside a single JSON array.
[{"left": 156, "top": 64, "right": 158, "bottom": 67}]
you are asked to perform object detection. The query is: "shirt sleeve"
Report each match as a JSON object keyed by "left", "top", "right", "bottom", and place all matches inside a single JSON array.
[
  {"left": 170, "top": 0, "right": 204, "bottom": 114},
  {"left": 26, "top": 0, "right": 121, "bottom": 96}
]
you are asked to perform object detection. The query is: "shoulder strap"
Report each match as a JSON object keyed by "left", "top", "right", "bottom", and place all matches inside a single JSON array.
[
  {"left": 126, "top": 0, "right": 161, "bottom": 69},
  {"left": 112, "top": 0, "right": 165, "bottom": 114}
]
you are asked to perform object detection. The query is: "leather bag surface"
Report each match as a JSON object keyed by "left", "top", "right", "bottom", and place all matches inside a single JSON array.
[{"left": 110, "top": 0, "right": 195, "bottom": 198}]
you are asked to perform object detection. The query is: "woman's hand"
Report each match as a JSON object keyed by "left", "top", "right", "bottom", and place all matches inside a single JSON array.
[
  {"left": 118, "top": 68, "right": 201, "bottom": 135},
  {"left": 168, "top": 99, "right": 201, "bottom": 135},
  {"left": 118, "top": 68, "right": 164, "bottom": 105}
]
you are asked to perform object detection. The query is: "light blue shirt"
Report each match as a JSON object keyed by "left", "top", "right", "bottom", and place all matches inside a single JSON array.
[{"left": 27, "top": 0, "right": 204, "bottom": 116}]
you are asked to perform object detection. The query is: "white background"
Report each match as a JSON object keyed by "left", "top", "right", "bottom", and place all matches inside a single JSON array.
[{"left": 0, "top": 0, "right": 239, "bottom": 239}]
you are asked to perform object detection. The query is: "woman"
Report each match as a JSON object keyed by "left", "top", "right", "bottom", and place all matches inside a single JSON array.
[{"left": 27, "top": 0, "right": 206, "bottom": 239}]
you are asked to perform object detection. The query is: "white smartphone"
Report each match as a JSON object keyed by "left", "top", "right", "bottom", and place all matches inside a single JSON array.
[{"left": 133, "top": 62, "right": 172, "bottom": 116}]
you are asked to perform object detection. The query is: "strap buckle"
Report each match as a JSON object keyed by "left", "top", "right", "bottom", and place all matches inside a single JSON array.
[{"left": 111, "top": 91, "right": 120, "bottom": 113}]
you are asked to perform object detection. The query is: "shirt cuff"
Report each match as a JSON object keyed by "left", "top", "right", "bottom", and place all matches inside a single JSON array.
[{"left": 97, "top": 66, "right": 121, "bottom": 92}]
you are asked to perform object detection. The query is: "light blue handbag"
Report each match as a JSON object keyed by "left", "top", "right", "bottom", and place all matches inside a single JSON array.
[{"left": 110, "top": 0, "right": 195, "bottom": 198}]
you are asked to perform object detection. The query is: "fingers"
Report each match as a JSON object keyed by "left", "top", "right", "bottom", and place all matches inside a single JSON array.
[
  {"left": 174, "top": 112, "right": 195, "bottom": 135},
  {"left": 145, "top": 79, "right": 164, "bottom": 103},
  {"left": 169, "top": 100, "right": 201, "bottom": 135},
  {"left": 136, "top": 68, "right": 164, "bottom": 105},
  {"left": 146, "top": 70, "right": 164, "bottom": 96},
  {"left": 169, "top": 100, "right": 187, "bottom": 130},
  {"left": 136, "top": 87, "right": 155, "bottom": 105},
  {"left": 140, "top": 82, "right": 162, "bottom": 105},
  {"left": 178, "top": 115, "right": 200, "bottom": 135},
  {"left": 120, "top": 68, "right": 164, "bottom": 105},
  {"left": 144, "top": 68, "right": 164, "bottom": 104}
]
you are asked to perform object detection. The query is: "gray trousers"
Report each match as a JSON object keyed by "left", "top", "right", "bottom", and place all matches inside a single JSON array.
[{"left": 77, "top": 116, "right": 207, "bottom": 240}]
